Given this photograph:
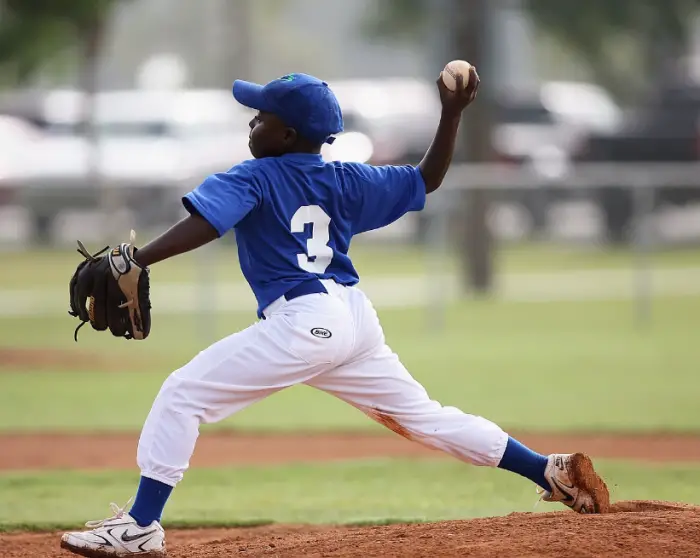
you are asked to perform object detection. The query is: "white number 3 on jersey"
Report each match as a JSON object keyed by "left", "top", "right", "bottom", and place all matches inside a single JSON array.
[{"left": 290, "top": 205, "right": 333, "bottom": 273}]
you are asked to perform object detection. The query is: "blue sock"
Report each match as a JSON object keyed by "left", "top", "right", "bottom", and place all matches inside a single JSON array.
[
  {"left": 497, "top": 437, "right": 550, "bottom": 491},
  {"left": 129, "top": 476, "right": 173, "bottom": 527}
]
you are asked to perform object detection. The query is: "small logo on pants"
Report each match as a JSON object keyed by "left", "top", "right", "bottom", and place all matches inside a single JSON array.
[{"left": 311, "top": 327, "right": 332, "bottom": 339}]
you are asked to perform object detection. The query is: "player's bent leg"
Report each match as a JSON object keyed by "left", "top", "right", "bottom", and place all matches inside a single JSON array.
[
  {"left": 307, "top": 342, "right": 609, "bottom": 513},
  {"left": 62, "top": 306, "right": 349, "bottom": 557},
  {"left": 137, "top": 323, "right": 284, "bottom": 489},
  {"left": 136, "top": 292, "right": 353, "bottom": 489}
]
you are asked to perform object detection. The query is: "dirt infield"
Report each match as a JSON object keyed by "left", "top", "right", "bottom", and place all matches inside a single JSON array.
[
  {"left": 0, "top": 349, "right": 106, "bottom": 372},
  {"left": 3, "top": 431, "right": 700, "bottom": 557},
  {"left": 2, "top": 430, "right": 700, "bottom": 471},
  {"left": 0, "top": 348, "right": 150, "bottom": 372},
  {"left": 3, "top": 502, "right": 700, "bottom": 557}
]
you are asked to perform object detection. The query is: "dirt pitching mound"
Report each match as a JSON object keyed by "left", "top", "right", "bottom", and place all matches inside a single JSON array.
[
  {"left": 0, "top": 348, "right": 125, "bottom": 372},
  {"left": 4, "top": 502, "right": 700, "bottom": 558}
]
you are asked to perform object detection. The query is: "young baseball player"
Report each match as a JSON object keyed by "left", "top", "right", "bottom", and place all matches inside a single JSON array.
[{"left": 61, "top": 68, "right": 608, "bottom": 557}]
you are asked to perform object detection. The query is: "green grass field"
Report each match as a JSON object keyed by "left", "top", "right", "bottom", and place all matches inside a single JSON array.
[
  {"left": 1, "top": 295, "right": 699, "bottom": 433},
  {"left": 1, "top": 244, "right": 699, "bottom": 532},
  {"left": 3, "top": 459, "right": 700, "bottom": 531}
]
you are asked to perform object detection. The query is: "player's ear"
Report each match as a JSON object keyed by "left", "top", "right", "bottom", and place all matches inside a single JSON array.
[{"left": 283, "top": 127, "right": 298, "bottom": 145}]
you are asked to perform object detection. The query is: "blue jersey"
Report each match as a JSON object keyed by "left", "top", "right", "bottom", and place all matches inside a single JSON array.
[{"left": 182, "top": 152, "right": 426, "bottom": 316}]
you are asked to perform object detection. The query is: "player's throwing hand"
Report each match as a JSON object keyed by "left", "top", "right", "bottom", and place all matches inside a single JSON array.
[{"left": 437, "top": 64, "right": 480, "bottom": 116}]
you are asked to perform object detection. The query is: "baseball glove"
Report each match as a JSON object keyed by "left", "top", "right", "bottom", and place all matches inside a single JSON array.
[{"left": 68, "top": 240, "right": 152, "bottom": 342}]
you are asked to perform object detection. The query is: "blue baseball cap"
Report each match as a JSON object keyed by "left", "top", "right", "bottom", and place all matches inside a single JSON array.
[{"left": 232, "top": 73, "right": 344, "bottom": 145}]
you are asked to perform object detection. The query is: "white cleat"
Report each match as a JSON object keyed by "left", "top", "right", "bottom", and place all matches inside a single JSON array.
[
  {"left": 538, "top": 453, "right": 610, "bottom": 514},
  {"left": 60, "top": 501, "right": 166, "bottom": 557}
]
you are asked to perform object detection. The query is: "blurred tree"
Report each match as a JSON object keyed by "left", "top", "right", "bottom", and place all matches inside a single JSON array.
[
  {"left": 364, "top": 0, "right": 427, "bottom": 42},
  {"left": 365, "top": 0, "right": 700, "bottom": 98},
  {"left": 0, "top": 0, "right": 122, "bottom": 89},
  {"left": 451, "top": 0, "right": 495, "bottom": 294},
  {"left": 527, "top": 0, "right": 700, "bottom": 97}
]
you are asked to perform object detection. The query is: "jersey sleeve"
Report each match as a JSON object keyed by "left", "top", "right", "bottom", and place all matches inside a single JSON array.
[
  {"left": 182, "top": 161, "right": 262, "bottom": 237},
  {"left": 341, "top": 163, "right": 427, "bottom": 234}
]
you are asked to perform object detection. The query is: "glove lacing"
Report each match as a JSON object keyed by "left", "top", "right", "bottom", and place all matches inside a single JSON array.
[{"left": 68, "top": 242, "right": 110, "bottom": 342}]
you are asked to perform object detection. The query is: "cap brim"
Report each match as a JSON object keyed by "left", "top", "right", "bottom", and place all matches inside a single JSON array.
[{"left": 232, "top": 80, "right": 271, "bottom": 111}]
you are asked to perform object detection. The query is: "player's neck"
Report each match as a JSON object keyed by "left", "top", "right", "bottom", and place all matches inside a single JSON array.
[
  {"left": 284, "top": 148, "right": 322, "bottom": 156},
  {"left": 285, "top": 138, "right": 322, "bottom": 156},
  {"left": 282, "top": 149, "right": 322, "bottom": 157}
]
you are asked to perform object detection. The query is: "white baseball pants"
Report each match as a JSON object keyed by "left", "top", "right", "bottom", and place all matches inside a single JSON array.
[{"left": 137, "top": 279, "right": 509, "bottom": 486}]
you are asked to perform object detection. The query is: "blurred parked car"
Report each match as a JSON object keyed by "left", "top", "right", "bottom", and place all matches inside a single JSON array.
[
  {"left": 575, "top": 78, "right": 700, "bottom": 242},
  {"left": 0, "top": 114, "right": 43, "bottom": 179},
  {"left": 494, "top": 81, "right": 622, "bottom": 170},
  {"left": 491, "top": 81, "right": 623, "bottom": 231},
  {"left": 0, "top": 88, "right": 252, "bottom": 240},
  {"left": 0, "top": 114, "right": 45, "bottom": 209}
]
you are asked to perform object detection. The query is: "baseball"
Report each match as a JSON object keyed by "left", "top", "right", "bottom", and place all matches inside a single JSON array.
[{"left": 441, "top": 60, "right": 474, "bottom": 91}]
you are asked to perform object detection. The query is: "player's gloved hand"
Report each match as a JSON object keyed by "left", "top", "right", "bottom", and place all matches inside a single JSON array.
[
  {"left": 68, "top": 239, "right": 152, "bottom": 342},
  {"left": 437, "top": 66, "right": 480, "bottom": 116}
]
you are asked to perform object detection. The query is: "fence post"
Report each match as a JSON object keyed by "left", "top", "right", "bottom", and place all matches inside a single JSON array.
[
  {"left": 631, "top": 175, "right": 656, "bottom": 330},
  {"left": 196, "top": 240, "right": 218, "bottom": 344},
  {"left": 424, "top": 191, "right": 451, "bottom": 332}
]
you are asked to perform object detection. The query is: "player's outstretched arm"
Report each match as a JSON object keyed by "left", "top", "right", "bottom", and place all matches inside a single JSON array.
[
  {"left": 133, "top": 214, "right": 219, "bottom": 267},
  {"left": 419, "top": 67, "right": 480, "bottom": 194},
  {"left": 133, "top": 164, "right": 261, "bottom": 267}
]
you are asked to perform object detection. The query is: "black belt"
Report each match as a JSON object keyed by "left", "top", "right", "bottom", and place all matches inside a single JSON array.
[
  {"left": 261, "top": 278, "right": 328, "bottom": 320},
  {"left": 284, "top": 278, "right": 328, "bottom": 301}
]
